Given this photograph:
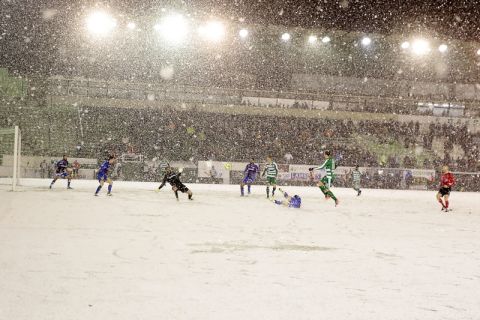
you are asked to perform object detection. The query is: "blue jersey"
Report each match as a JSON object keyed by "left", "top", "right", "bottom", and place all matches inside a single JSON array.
[
  {"left": 244, "top": 163, "right": 259, "bottom": 179},
  {"left": 289, "top": 195, "right": 302, "bottom": 208},
  {"left": 97, "top": 160, "right": 110, "bottom": 180},
  {"left": 56, "top": 159, "right": 69, "bottom": 173}
]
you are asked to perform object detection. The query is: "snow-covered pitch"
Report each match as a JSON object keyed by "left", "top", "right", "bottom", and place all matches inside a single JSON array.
[{"left": 1, "top": 179, "right": 479, "bottom": 320}]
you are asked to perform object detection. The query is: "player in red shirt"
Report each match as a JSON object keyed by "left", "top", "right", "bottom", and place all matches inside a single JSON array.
[{"left": 436, "top": 165, "right": 455, "bottom": 212}]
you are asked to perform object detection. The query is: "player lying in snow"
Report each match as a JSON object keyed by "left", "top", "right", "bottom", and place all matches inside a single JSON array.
[
  {"left": 158, "top": 167, "right": 193, "bottom": 201},
  {"left": 272, "top": 188, "right": 301, "bottom": 208}
]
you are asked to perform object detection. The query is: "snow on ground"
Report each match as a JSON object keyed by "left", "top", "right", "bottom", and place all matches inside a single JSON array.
[{"left": 0, "top": 179, "right": 479, "bottom": 320}]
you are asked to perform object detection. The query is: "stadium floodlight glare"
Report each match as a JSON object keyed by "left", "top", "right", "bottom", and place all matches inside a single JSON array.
[
  {"left": 127, "top": 22, "right": 136, "bottom": 30},
  {"left": 156, "top": 14, "right": 189, "bottom": 43},
  {"left": 321, "top": 36, "right": 331, "bottom": 43},
  {"left": 239, "top": 28, "right": 249, "bottom": 38},
  {"left": 198, "top": 21, "right": 225, "bottom": 42},
  {"left": 411, "top": 39, "right": 431, "bottom": 55},
  {"left": 86, "top": 11, "right": 117, "bottom": 36},
  {"left": 477, "top": 49, "right": 480, "bottom": 56},
  {"left": 308, "top": 35, "right": 317, "bottom": 44},
  {"left": 401, "top": 41, "right": 410, "bottom": 49},
  {"left": 438, "top": 44, "right": 448, "bottom": 53},
  {"left": 281, "top": 32, "right": 291, "bottom": 41},
  {"left": 361, "top": 37, "right": 372, "bottom": 46}
]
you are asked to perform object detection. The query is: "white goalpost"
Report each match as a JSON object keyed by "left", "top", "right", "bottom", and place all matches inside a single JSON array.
[{"left": 0, "top": 126, "right": 22, "bottom": 191}]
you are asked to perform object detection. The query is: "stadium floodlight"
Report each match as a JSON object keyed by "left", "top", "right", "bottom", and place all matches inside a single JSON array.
[
  {"left": 86, "top": 11, "right": 117, "bottom": 36},
  {"left": 281, "top": 32, "right": 291, "bottom": 41},
  {"left": 361, "top": 37, "right": 372, "bottom": 46},
  {"left": 438, "top": 44, "right": 448, "bottom": 53},
  {"left": 411, "top": 39, "right": 430, "bottom": 55},
  {"left": 308, "top": 35, "right": 317, "bottom": 44},
  {"left": 321, "top": 36, "right": 331, "bottom": 43},
  {"left": 127, "top": 22, "right": 136, "bottom": 30},
  {"left": 198, "top": 21, "right": 225, "bottom": 42},
  {"left": 477, "top": 49, "right": 480, "bottom": 56},
  {"left": 239, "top": 28, "right": 249, "bottom": 38},
  {"left": 401, "top": 41, "right": 410, "bottom": 49},
  {"left": 155, "top": 14, "right": 189, "bottom": 43}
]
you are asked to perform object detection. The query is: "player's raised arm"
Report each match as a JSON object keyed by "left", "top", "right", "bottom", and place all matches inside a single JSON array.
[{"left": 311, "top": 159, "right": 328, "bottom": 171}]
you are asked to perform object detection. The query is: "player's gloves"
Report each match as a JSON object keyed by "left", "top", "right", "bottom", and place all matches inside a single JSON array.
[{"left": 308, "top": 167, "right": 314, "bottom": 171}]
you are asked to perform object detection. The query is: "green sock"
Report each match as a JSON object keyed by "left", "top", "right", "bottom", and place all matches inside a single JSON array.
[
  {"left": 319, "top": 185, "right": 328, "bottom": 195},
  {"left": 327, "top": 190, "right": 337, "bottom": 201}
]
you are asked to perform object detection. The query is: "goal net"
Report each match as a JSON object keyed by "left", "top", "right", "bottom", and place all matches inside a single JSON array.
[{"left": 0, "top": 126, "right": 21, "bottom": 190}]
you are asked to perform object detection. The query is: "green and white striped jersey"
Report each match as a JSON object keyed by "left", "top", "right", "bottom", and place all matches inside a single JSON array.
[
  {"left": 263, "top": 162, "right": 279, "bottom": 178},
  {"left": 352, "top": 170, "right": 361, "bottom": 182},
  {"left": 314, "top": 157, "right": 335, "bottom": 178}
]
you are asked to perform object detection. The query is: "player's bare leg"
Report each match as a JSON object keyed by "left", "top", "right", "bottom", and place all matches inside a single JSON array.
[
  {"left": 49, "top": 177, "right": 58, "bottom": 189},
  {"left": 95, "top": 180, "right": 105, "bottom": 196},
  {"left": 443, "top": 194, "right": 450, "bottom": 212},
  {"left": 106, "top": 178, "right": 113, "bottom": 196},
  {"left": 172, "top": 186, "right": 179, "bottom": 201},
  {"left": 436, "top": 192, "right": 446, "bottom": 211},
  {"left": 317, "top": 181, "right": 339, "bottom": 206}
]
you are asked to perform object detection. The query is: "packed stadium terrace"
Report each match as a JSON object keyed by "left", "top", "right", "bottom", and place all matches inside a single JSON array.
[{"left": 0, "top": 100, "right": 478, "bottom": 173}]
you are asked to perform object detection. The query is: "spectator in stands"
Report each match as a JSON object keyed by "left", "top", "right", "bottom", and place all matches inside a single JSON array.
[
  {"left": 72, "top": 160, "right": 80, "bottom": 178},
  {"left": 39, "top": 160, "right": 48, "bottom": 178}
]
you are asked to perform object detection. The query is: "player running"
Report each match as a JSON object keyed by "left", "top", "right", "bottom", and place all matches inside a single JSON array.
[
  {"left": 309, "top": 150, "right": 339, "bottom": 206},
  {"left": 436, "top": 165, "right": 455, "bottom": 212},
  {"left": 272, "top": 188, "right": 301, "bottom": 208},
  {"left": 158, "top": 167, "right": 193, "bottom": 201},
  {"left": 49, "top": 155, "right": 73, "bottom": 189},
  {"left": 352, "top": 165, "right": 362, "bottom": 196},
  {"left": 240, "top": 158, "right": 259, "bottom": 196},
  {"left": 94, "top": 155, "right": 116, "bottom": 196},
  {"left": 262, "top": 156, "right": 279, "bottom": 199}
]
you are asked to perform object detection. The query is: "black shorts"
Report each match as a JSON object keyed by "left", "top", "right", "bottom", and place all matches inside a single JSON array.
[
  {"left": 173, "top": 183, "right": 189, "bottom": 193},
  {"left": 438, "top": 187, "right": 451, "bottom": 196}
]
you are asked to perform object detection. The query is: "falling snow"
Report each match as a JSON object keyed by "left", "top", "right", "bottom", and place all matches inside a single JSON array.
[{"left": 0, "top": 1, "right": 480, "bottom": 319}]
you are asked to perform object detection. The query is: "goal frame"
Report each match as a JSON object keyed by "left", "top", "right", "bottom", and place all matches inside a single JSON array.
[{"left": 1, "top": 126, "right": 21, "bottom": 191}]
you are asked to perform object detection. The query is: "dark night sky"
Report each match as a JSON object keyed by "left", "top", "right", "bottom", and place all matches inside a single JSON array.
[
  {"left": 196, "top": 0, "right": 480, "bottom": 40},
  {"left": 1, "top": 0, "right": 479, "bottom": 74},
  {"left": 1, "top": 0, "right": 480, "bottom": 39},
  {"left": 122, "top": 0, "right": 480, "bottom": 40}
]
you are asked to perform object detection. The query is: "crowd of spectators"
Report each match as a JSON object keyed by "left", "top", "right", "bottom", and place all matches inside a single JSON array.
[
  {"left": 1, "top": 102, "right": 479, "bottom": 190},
  {"left": 1, "top": 103, "right": 478, "bottom": 170}
]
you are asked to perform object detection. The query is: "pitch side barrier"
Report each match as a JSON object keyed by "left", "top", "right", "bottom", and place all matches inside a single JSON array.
[{"left": 197, "top": 161, "right": 480, "bottom": 191}]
